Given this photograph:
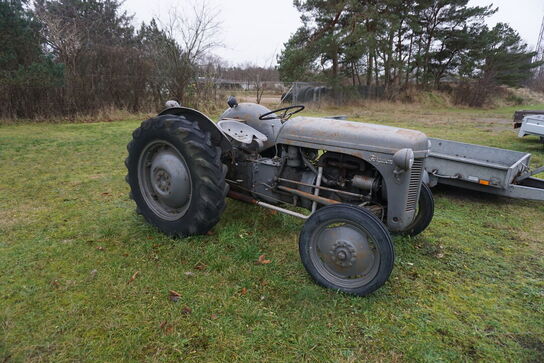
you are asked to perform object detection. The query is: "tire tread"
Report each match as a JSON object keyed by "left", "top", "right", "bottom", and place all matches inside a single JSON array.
[{"left": 125, "top": 114, "right": 228, "bottom": 237}]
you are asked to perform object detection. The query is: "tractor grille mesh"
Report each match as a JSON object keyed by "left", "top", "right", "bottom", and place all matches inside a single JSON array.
[{"left": 406, "top": 159, "right": 424, "bottom": 211}]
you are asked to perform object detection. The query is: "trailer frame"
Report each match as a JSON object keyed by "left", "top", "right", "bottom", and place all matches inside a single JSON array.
[{"left": 426, "top": 138, "right": 544, "bottom": 201}]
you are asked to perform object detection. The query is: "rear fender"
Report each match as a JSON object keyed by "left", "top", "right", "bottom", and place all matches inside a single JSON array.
[{"left": 159, "top": 107, "right": 231, "bottom": 153}]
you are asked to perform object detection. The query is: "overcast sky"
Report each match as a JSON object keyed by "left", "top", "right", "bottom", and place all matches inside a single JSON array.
[{"left": 122, "top": 0, "right": 544, "bottom": 66}]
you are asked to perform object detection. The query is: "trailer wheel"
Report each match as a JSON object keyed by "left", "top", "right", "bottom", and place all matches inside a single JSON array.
[
  {"left": 125, "top": 114, "right": 228, "bottom": 237},
  {"left": 299, "top": 204, "right": 394, "bottom": 296},
  {"left": 401, "top": 183, "right": 434, "bottom": 237}
]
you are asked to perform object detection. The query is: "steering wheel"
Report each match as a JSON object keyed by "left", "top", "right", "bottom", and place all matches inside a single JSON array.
[{"left": 259, "top": 105, "right": 305, "bottom": 122}]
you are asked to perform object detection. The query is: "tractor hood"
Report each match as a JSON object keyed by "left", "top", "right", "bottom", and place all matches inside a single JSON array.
[{"left": 277, "top": 116, "right": 429, "bottom": 158}]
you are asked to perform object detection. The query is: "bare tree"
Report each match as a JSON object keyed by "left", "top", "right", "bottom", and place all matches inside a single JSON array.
[
  {"left": 34, "top": 4, "right": 85, "bottom": 111},
  {"left": 166, "top": 2, "right": 222, "bottom": 64},
  {"left": 243, "top": 52, "right": 278, "bottom": 104},
  {"left": 159, "top": 1, "right": 223, "bottom": 105},
  {"left": 36, "top": 9, "right": 83, "bottom": 68}
]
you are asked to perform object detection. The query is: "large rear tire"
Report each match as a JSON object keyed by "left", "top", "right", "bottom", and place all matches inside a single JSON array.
[
  {"left": 299, "top": 204, "right": 394, "bottom": 296},
  {"left": 125, "top": 114, "right": 228, "bottom": 237}
]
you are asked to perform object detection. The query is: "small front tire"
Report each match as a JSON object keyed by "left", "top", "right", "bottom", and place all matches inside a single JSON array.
[{"left": 299, "top": 204, "right": 394, "bottom": 296}]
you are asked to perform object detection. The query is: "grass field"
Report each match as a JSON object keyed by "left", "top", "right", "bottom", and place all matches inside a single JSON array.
[{"left": 1, "top": 103, "right": 543, "bottom": 362}]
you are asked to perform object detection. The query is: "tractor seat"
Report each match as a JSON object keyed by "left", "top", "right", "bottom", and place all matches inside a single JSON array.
[{"left": 218, "top": 119, "right": 268, "bottom": 149}]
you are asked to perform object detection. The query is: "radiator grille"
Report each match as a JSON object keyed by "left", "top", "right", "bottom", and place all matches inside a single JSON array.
[{"left": 406, "top": 159, "right": 424, "bottom": 211}]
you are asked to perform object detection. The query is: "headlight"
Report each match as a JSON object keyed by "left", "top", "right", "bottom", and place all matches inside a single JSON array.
[{"left": 393, "top": 148, "right": 414, "bottom": 171}]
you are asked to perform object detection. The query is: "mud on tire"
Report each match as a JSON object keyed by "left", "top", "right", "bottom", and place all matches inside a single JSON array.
[{"left": 125, "top": 114, "right": 228, "bottom": 237}]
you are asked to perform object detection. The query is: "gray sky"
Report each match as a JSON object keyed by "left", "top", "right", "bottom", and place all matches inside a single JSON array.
[{"left": 122, "top": 0, "right": 544, "bottom": 66}]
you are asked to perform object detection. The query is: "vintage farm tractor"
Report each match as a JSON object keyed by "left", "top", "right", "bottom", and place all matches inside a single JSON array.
[{"left": 125, "top": 98, "right": 434, "bottom": 296}]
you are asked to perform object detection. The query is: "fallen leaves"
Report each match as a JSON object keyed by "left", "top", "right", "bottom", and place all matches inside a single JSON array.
[
  {"left": 167, "top": 291, "right": 192, "bottom": 315},
  {"left": 127, "top": 271, "right": 139, "bottom": 284},
  {"left": 169, "top": 290, "right": 181, "bottom": 297},
  {"left": 255, "top": 254, "right": 271, "bottom": 265},
  {"left": 240, "top": 287, "right": 248, "bottom": 296},
  {"left": 169, "top": 290, "right": 181, "bottom": 302},
  {"left": 159, "top": 321, "right": 174, "bottom": 335},
  {"left": 194, "top": 262, "right": 207, "bottom": 271}
]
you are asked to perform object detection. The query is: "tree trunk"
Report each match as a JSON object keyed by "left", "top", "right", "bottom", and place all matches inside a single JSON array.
[
  {"left": 367, "top": 53, "right": 373, "bottom": 86},
  {"left": 404, "top": 33, "right": 414, "bottom": 89}
]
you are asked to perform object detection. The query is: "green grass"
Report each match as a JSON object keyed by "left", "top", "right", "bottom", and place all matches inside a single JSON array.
[{"left": 1, "top": 106, "right": 543, "bottom": 362}]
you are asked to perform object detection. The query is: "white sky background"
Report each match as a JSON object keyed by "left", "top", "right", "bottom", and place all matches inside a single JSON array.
[{"left": 122, "top": 0, "right": 544, "bottom": 67}]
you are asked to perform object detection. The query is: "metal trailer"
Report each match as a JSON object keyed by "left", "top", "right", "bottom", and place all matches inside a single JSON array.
[
  {"left": 518, "top": 114, "right": 544, "bottom": 143},
  {"left": 513, "top": 110, "right": 544, "bottom": 128},
  {"left": 426, "top": 138, "right": 544, "bottom": 201}
]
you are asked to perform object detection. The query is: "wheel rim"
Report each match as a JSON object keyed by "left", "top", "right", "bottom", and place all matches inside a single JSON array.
[
  {"left": 309, "top": 219, "right": 380, "bottom": 288},
  {"left": 137, "top": 140, "right": 192, "bottom": 221}
]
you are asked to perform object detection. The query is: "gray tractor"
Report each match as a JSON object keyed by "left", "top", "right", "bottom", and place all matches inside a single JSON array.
[{"left": 125, "top": 97, "right": 434, "bottom": 296}]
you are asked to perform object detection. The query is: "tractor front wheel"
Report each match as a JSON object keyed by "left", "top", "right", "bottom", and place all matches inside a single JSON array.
[
  {"left": 125, "top": 114, "right": 228, "bottom": 237},
  {"left": 299, "top": 204, "right": 394, "bottom": 296}
]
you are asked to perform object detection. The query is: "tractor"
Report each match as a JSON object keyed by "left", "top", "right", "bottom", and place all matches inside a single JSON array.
[{"left": 125, "top": 97, "right": 434, "bottom": 296}]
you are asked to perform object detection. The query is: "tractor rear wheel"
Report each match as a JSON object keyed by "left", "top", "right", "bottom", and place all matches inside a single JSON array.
[
  {"left": 299, "top": 204, "right": 394, "bottom": 296},
  {"left": 125, "top": 114, "right": 228, "bottom": 237}
]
